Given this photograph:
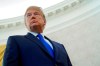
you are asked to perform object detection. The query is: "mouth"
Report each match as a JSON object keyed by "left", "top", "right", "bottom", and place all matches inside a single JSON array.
[
  {"left": 30, "top": 20, "right": 38, "bottom": 26},
  {"left": 31, "top": 20, "right": 37, "bottom": 23}
]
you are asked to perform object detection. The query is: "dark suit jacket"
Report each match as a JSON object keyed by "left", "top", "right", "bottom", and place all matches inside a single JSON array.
[{"left": 3, "top": 33, "right": 72, "bottom": 66}]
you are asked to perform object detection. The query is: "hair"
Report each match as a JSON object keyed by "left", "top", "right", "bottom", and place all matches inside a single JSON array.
[{"left": 24, "top": 6, "right": 46, "bottom": 22}]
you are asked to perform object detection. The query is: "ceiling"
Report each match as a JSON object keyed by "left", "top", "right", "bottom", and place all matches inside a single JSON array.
[
  {"left": 0, "top": 0, "right": 64, "bottom": 20},
  {"left": 0, "top": 0, "right": 24, "bottom": 7}
]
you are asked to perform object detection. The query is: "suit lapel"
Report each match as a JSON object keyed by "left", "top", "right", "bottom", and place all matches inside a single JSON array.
[
  {"left": 45, "top": 36, "right": 59, "bottom": 60},
  {"left": 25, "top": 33, "right": 53, "bottom": 59},
  {"left": 51, "top": 41, "right": 59, "bottom": 60}
]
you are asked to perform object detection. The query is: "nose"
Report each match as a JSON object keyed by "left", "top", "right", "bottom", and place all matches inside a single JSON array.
[
  {"left": 31, "top": 16, "right": 36, "bottom": 19},
  {"left": 31, "top": 14, "right": 36, "bottom": 19}
]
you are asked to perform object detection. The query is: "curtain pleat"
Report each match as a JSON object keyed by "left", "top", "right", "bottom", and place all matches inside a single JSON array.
[{"left": 0, "top": 44, "right": 6, "bottom": 66}]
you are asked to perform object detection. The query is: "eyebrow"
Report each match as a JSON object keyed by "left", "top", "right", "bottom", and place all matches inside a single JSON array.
[{"left": 26, "top": 11, "right": 41, "bottom": 14}]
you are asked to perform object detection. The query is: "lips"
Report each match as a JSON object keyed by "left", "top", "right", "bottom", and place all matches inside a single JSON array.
[
  {"left": 30, "top": 20, "right": 38, "bottom": 26},
  {"left": 31, "top": 20, "right": 37, "bottom": 23}
]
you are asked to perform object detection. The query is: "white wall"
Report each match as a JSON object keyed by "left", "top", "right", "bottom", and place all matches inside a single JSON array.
[
  {"left": 0, "top": 0, "right": 100, "bottom": 66},
  {"left": 46, "top": 11, "right": 100, "bottom": 66}
]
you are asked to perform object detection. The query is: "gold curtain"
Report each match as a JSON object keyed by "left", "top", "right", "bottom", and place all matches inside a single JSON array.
[{"left": 0, "top": 45, "right": 6, "bottom": 66}]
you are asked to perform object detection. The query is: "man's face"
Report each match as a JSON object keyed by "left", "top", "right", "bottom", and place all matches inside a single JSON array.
[{"left": 25, "top": 8, "right": 46, "bottom": 33}]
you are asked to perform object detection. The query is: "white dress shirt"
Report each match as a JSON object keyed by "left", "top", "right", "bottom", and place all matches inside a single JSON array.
[{"left": 29, "top": 32, "right": 53, "bottom": 49}]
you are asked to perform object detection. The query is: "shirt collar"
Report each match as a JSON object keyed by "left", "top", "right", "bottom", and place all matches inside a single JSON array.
[{"left": 29, "top": 32, "right": 44, "bottom": 37}]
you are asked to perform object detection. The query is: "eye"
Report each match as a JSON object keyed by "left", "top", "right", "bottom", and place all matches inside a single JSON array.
[
  {"left": 34, "top": 12, "right": 40, "bottom": 15},
  {"left": 26, "top": 13, "right": 32, "bottom": 17}
]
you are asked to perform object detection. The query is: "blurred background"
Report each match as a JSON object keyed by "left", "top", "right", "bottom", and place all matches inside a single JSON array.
[{"left": 0, "top": 0, "right": 100, "bottom": 66}]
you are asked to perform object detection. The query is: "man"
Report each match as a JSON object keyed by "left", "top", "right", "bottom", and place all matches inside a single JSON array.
[{"left": 3, "top": 6, "right": 72, "bottom": 66}]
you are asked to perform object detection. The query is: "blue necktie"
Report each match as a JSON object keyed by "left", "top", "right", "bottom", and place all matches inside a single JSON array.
[{"left": 37, "top": 34, "right": 54, "bottom": 58}]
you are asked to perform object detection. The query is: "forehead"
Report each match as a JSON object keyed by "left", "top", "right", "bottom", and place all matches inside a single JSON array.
[{"left": 25, "top": 7, "right": 43, "bottom": 14}]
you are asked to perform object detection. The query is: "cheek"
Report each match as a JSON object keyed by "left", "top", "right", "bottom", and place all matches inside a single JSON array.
[
  {"left": 26, "top": 19, "right": 31, "bottom": 25},
  {"left": 25, "top": 21, "right": 30, "bottom": 27},
  {"left": 39, "top": 17, "right": 45, "bottom": 22}
]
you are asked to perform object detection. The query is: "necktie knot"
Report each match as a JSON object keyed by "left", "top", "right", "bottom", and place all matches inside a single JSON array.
[{"left": 37, "top": 33, "right": 43, "bottom": 39}]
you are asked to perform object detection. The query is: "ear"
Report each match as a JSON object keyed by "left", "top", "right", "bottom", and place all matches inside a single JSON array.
[
  {"left": 43, "top": 21, "right": 46, "bottom": 27},
  {"left": 44, "top": 21, "right": 46, "bottom": 24},
  {"left": 44, "top": 18, "right": 46, "bottom": 25}
]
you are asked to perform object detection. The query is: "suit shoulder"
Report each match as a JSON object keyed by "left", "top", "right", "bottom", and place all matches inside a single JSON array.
[
  {"left": 51, "top": 40, "right": 66, "bottom": 48},
  {"left": 45, "top": 36, "right": 63, "bottom": 45},
  {"left": 52, "top": 40, "right": 62, "bottom": 45},
  {"left": 8, "top": 35, "right": 26, "bottom": 41},
  {"left": 8, "top": 35, "right": 25, "bottom": 38}
]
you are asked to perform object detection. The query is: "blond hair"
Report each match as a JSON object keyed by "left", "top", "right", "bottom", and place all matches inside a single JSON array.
[{"left": 24, "top": 6, "right": 46, "bottom": 21}]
